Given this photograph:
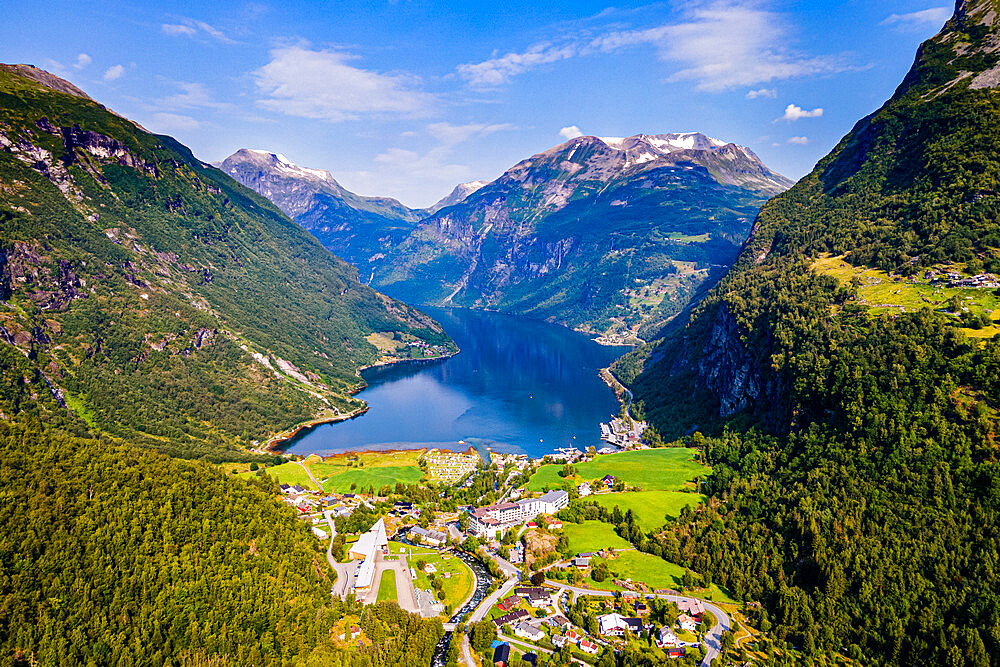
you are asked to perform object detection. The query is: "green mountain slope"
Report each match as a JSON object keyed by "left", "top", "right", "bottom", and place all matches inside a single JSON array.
[
  {"left": 614, "top": 2, "right": 1000, "bottom": 664},
  {"left": 0, "top": 65, "right": 452, "bottom": 460},
  {"left": 377, "top": 133, "right": 792, "bottom": 341}
]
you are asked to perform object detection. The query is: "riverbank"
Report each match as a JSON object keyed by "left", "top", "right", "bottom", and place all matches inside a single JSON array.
[{"left": 263, "top": 350, "right": 459, "bottom": 453}]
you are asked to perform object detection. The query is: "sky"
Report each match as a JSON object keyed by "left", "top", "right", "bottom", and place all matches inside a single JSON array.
[{"left": 4, "top": 1, "right": 953, "bottom": 208}]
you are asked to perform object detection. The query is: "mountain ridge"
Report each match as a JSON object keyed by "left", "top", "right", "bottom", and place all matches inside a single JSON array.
[{"left": 611, "top": 1, "right": 1000, "bottom": 662}]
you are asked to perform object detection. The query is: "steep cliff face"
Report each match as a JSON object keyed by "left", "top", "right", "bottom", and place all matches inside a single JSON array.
[
  {"left": 377, "top": 133, "right": 791, "bottom": 339},
  {"left": 618, "top": 0, "right": 1000, "bottom": 436}
]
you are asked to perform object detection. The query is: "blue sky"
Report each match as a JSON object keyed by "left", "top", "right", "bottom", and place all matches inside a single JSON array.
[{"left": 5, "top": 1, "right": 951, "bottom": 208}]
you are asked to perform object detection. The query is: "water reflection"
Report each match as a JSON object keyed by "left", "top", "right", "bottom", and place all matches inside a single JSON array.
[{"left": 283, "top": 307, "right": 631, "bottom": 458}]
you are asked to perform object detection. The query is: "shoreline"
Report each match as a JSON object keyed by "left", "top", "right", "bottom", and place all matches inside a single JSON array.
[{"left": 263, "top": 349, "right": 459, "bottom": 453}]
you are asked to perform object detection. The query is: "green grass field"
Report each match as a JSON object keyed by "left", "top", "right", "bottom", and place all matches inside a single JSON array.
[
  {"left": 240, "top": 460, "right": 320, "bottom": 490},
  {"left": 306, "top": 450, "right": 426, "bottom": 493},
  {"left": 528, "top": 448, "right": 709, "bottom": 492},
  {"left": 585, "top": 551, "right": 734, "bottom": 602},
  {"left": 563, "top": 520, "right": 631, "bottom": 554},
  {"left": 389, "top": 541, "right": 474, "bottom": 613},
  {"left": 589, "top": 491, "right": 706, "bottom": 532},
  {"left": 377, "top": 570, "right": 398, "bottom": 603}
]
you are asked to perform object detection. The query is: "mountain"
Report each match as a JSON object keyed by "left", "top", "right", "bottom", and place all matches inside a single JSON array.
[
  {"left": 218, "top": 149, "right": 425, "bottom": 281},
  {"left": 614, "top": 2, "right": 1000, "bottom": 663},
  {"left": 375, "top": 133, "right": 793, "bottom": 340},
  {"left": 426, "top": 180, "right": 488, "bottom": 214},
  {"left": 0, "top": 64, "right": 449, "bottom": 664},
  {"left": 0, "top": 65, "right": 453, "bottom": 461}
]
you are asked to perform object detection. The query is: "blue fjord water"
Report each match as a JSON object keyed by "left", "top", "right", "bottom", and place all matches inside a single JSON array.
[{"left": 281, "top": 307, "right": 631, "bottom": 459}]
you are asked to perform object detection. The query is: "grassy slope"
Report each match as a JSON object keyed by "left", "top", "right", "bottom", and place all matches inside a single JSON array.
[
  {"left": 528, "top": 448, "right": 708, "bottom": 491},
  {"left": 563, "top": 520, "right": 631, "bottom": 553},
  {"left": 588, "top": 491, "right": 706, "bottom": 532},
  {"left": 0, "top": 68, "right": 451, "bottom": 460}
]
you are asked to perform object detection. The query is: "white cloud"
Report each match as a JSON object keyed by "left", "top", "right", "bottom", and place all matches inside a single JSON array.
[
  {"left": 73, "top": 53, "right": 92, "bottom": 70},
  {"left": 592, "top": 2, "right": 848, "bottom": 92},
  {"left": 457, "top": 42, "right": 577, "bottom": 87},
  {"left": 777, "top": 103, "right": 823, "bottom": 121},
  {"left": 344, "top": 121, "right": 513, "bottom": 207},
  {"left": 159, "top": 81, "right": 232, "bottom": 110},
  {"left": 787, "top": 136, "right": 809, "bottom": 145},
  {"left": 560, "top": 125, "right": 583, "bottom": 139},
  {"left": 103, "top": 64, "right": 125, "bottom": 81},
  {"left": 426, "top": 122, "right": 515, "bottom": 146},
  {"left": 253, "top": 46, "right": 434, "bottom": 121},
  {"left": 881, "top": 7, "right": 951, "bottom": 28},
  {"left": 161, "top": 18, "right": 235, "bottom": 43},
  {"left": 148, "top": 112, "right": 203, "bottom": 132},
  {"left": 162, "top": 23, "right": 197, "bottom": 37},
  {"left": 746, "top": 88, "right": 776, "bottom": 99}
]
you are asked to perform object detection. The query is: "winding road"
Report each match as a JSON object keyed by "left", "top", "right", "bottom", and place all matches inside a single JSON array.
[{"left": 544, "top": 581, "right": 731, "bottom": 667}]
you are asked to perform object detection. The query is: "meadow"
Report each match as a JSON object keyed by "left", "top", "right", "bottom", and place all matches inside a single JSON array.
[
  {"left": 562, "top": 520, "right": 631, "bottom": 554},
  {"left": 376, "top": 570, "right": 398, "bottom": 603},
  {"left": 528, "top": 448, "right": 708, "bottom": 492},
  {"left": 588, "top": 490, "right": 706, "bottom": 531}
]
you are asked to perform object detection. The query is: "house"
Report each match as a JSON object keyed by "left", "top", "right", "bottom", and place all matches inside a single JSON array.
[
  {"left": 551, "top": 635, "right": 567, "bottom": 648},
  {"left": 573, "top": 557, "right": 590, "bottom": 569},
  {"left": 311, "top": 526, "right": 328, "bottom": 540},
  {"left": 658, "top": 627, "right": 679, "bottom": 648},
  {"left": 514, "top": 621, "right": 545, "bottom": 642},
  {"left": 546, "top": 614, "right": 571, "bottom": 630},
  {"left": 666, "top": 647, "right": 687, "bottom": 659},
  {"left": 676, "top": 598, "right": 705, "bottom": 617},
  {"left": 635, "top": 603, "right": 649, "bottom": 615},
  {"left": 565, "top": 630, "right": 582, "bottom": 642},
  {"left": 577, "top": 482, "right": 592, "bottom": 497},
  {"left": 522, "top": 652, "right": 537, "bottom": 667},
  {"left": 493, "top": 609, "right": 530, "bottom": 628},
  {"left": 580, "top": 639, "right": 599, "bottom": 654},
  {"left": 498, "top": 596, "right": 520, "bottom": 612},
  {"left": 598, "top": 613, "right": 647, "bottom": 636},
  {"left": 410, "top": 526, "right": 447, "bottom": 546},
  {"left": 601, "top": 475, "right": 617, "bottom": 488},
  {"left": 548, "top": 520, "right": 563, "bottom": 530},
  {"left": 424, "top": 563, "right": 437, "bottom": 574},
  {"left": 516, "top": 587, "right": 553, "bottom": 608},
  {"left": 677, "top": 614, "right": 698, "bottom": 633},
  {"left": 493, "top": 643, "right": 510, "bottom": 666}
]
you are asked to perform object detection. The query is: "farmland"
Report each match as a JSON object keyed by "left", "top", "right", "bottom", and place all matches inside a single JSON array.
[{"left": 528, "top": 448, "right": 709, "bottom": 492}]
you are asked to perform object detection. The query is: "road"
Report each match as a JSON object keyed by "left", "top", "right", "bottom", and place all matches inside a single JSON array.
[
  {"left": 459, "top": 549, "right": 521, "bottom": 666},
  {"left": 323, "top": 510, "right": 358, "bottom": 599},
  {"left": 297, "top": 461, "right": 324, "bottom": 491},
  {"left": 545, "top": 581, "right": 731, "bottom": 667}
]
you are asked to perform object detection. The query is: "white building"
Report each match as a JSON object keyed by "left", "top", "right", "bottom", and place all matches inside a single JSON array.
[
  {"left": 514, "top": 621, "right": 545, "bottom": 642},
  {"left": 350, "top": 518, "right": 389, "bottom": 598},
  {"left": 578, "top": 482, "right": 592, "bottom": 497},
  {"left": 467, "top": 490, "right": 569, "bottom": 538},
  {"left": 658, "top": 627, "right": 679, "bottom": 648}
]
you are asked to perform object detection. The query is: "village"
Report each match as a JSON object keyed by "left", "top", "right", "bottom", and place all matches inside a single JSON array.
[{"left": 259, "top": 434, "right": 757, "bottom": 666}]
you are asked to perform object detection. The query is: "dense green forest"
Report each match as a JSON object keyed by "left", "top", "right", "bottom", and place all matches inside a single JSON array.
[
  {"left": 614, "top": 2, "right": 1000, "bottom": 664},
  {"left": 0, "top": 416, "right": 443, "bottom": 665},
  {"left": 0, "top": 65, "right": 453, "bottom": 460}
]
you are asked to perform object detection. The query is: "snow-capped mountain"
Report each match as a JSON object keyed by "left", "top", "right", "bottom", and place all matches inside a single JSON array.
[
  {"left": 374, "top": 132, "right": 792, "bottom": 337},
  {"left": 218, "top": 149, "right": 423, "bottom": 276},
  {"left": 427, "top": 180, "right": 489, "bottom": 214}
]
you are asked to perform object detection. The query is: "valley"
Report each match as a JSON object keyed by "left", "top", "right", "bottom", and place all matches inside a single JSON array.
[{"left": 3, "top": 1, "right": 1000, "bottom": 666}]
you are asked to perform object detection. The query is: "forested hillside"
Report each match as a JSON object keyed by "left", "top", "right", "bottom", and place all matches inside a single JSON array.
[
  {"left": 615, "top": 1, "right": 1000, "bottom": 663},
  {"left": 0, "top": 64, "right": 452, "bottom": 460},
  {"left": 0, "top": 347, "right": 444, "bottom": 665}
]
